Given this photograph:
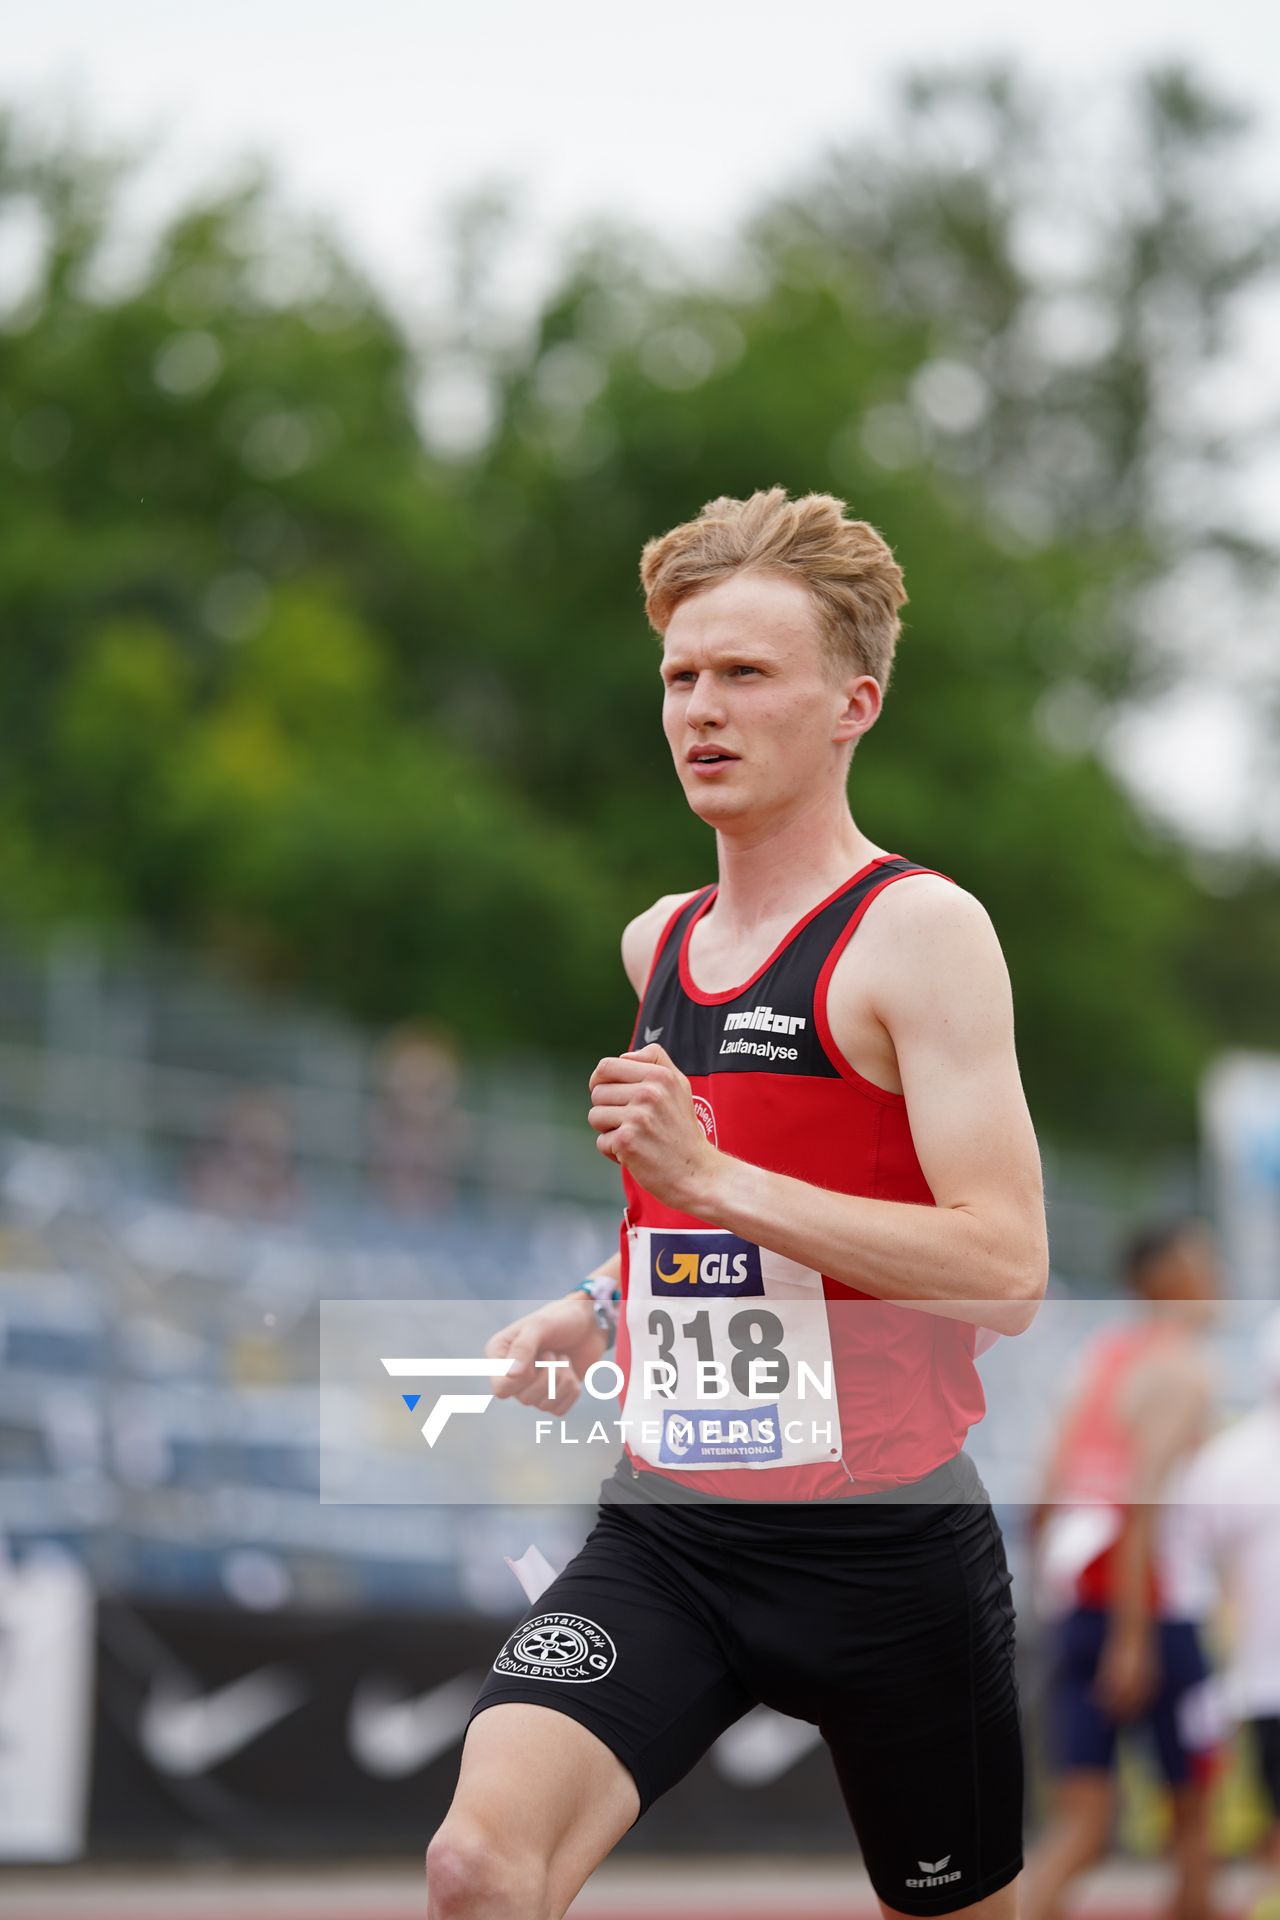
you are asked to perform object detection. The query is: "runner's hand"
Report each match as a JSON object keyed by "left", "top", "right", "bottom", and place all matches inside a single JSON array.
[
  {"left": 485, "top": 1294, "right": 607, "bottom": 1416},
  {"left": 588, "top": 1043, "right": 717, "bottom": 1211}
]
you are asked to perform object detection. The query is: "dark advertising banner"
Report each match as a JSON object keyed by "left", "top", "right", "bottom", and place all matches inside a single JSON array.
[{"left": 90, "top": 1599, "right": 851, "bottom": 1858}]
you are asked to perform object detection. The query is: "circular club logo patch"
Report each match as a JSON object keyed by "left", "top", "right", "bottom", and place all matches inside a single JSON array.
[
  {"left": 692, "top": 1095, "right": 718, "bottom": 1146},
  {"left": 494, "top": 1612, "right": 616, "bottom": 1685}
]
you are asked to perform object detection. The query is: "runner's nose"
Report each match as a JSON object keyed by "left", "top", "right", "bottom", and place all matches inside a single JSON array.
[{"left": 685, "top": 671, "right": 726, "bottom": 733}]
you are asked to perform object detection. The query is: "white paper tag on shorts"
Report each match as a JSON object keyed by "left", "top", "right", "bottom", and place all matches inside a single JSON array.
[{"left": 504, "top": 1544, "right": 560, "bottom": 1604}]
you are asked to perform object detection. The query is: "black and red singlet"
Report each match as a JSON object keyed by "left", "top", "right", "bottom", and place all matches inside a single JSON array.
[{"left": 616, "top": 853, "right": 987, "bottom": 1501}]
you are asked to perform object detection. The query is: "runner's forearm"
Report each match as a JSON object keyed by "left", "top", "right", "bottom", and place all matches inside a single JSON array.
[
  {"left": 1106, "top": 1362, "right": 1207, "bottom": 1626},
  {"left": 688, "top": 1151, "right": 1045, "bottom": 1333}
]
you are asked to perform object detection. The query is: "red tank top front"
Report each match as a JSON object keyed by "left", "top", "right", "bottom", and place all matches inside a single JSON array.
[{"left": 616, "top": 854, "right": 988, "bottom": 1501}]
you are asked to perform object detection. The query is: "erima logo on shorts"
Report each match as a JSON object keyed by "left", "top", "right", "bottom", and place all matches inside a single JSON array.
[
  {"left": 660, "top": 1405, "right": 783, "bottom": 1465},
  {"left": 650, "top": 1232, "right": 764, "bottom": 1296},
  {"left": 906, "top": 1856, "right": 962, "bottom": 1889},
  {"left": 492, "top": 1613, "right": 616, "bottom": 1685},
  {"left": 723, "top": 1004, "right": 806, "bottom": 1035}
]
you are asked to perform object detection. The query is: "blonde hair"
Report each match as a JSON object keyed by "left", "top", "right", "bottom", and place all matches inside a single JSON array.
[{"left": 639, "top": 487, "right": 907, "bottom": 690}]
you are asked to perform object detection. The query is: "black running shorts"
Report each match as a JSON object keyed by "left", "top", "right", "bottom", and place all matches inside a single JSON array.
[{"left": 468, "top": 1452, "right": 1023, "bottom": 1914}]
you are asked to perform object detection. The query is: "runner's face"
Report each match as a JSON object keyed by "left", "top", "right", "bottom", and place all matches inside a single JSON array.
[
  {"left": 1171, "top": 1229, "right": 1220, "bottom": 1326},
  {"left": 659, "top": 572, "right": 879, "bottom": 826},
  {"left": 1143, "top": 1226, "right": 1220, "bottom": 1327}
]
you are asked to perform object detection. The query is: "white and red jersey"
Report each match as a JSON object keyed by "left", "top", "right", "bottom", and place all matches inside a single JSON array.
[
  {"left": 1170, "top": 1403, "right": 1280, "bottom": 1714},
  {"left": 615, "top": 853, "right": 988, "bottom": 1502}
]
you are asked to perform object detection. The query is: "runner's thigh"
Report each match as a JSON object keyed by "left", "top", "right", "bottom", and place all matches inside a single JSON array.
[{"left": 468, "top": 1503, "right": 755, "bottom": 1816}]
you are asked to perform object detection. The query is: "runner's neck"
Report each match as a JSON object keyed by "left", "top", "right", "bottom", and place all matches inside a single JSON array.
[{"left": 707, "top": 806, "right": 886, "bottom": 946}]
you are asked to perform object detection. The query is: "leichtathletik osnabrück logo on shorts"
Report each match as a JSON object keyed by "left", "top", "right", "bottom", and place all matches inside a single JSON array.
[{"left": 493, "top": 1612, "right": 617, "bottom": 1684}]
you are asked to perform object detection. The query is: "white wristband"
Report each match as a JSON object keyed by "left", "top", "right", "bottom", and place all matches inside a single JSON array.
[{"left": 574, "top": 1275, "right": 620, "bottom": 1341}]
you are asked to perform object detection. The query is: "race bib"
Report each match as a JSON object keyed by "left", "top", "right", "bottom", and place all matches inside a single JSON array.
[{"left": 621, "top": 1226, "right": 843, "bottom": 1472}]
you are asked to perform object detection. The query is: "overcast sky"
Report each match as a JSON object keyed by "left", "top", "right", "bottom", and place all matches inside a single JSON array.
[
  {"left": 8, "top": 0, "right": 1280, "bottom": 305},
  {"left": 4, "top": 0, "right": 1278, "bottom": 851}
]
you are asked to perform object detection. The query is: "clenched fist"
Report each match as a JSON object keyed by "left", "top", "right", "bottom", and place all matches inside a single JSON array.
[{"left": 588, "top": 1042, "right": 718, "bottom": 1212}]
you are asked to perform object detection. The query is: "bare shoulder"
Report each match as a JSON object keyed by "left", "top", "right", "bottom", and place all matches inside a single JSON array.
[
  {"left": 1125, "top": 1340, "right": 1216, "bottom": 1417},
  {"left": 621, "top": 890, "right": 704, "bottom": 999},
  {"left": 1120, "top": 1342, "right": 1216, "bottom": 1465},
  {"left": 832, "top": 873, "right": 1011, "bottom": 1028},
  {"left": 856, "top": 872, "right": 999, "bottom": 953}
]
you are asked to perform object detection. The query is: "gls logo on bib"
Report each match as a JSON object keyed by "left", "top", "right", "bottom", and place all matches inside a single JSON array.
[{"left": 649, "top": 1232, "right": 764, "bottom": 1297}]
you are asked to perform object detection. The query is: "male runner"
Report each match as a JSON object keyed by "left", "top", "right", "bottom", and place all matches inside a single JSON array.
[
  {"left": 427, "top": 488, "right": 1048, "bottom": 1920},
  {"left": 1024, "top": 1219, "right": 1220, "bottom": 1920}
]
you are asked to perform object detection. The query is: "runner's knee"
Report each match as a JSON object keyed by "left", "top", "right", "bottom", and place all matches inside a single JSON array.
[
  {"left": 426, "top": 1815, "right": 549, "bottom": 1920},
  {"left": 1063, "top": 1796, "right": 1111, "bottom": 1864},
  {"left": 1051, "top": 1772, "right": 1113, "bottom": 1846}
]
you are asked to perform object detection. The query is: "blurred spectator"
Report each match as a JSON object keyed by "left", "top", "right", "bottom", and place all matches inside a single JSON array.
[
  {"left": 1024, "top": 1220, "right": 1221, "bottom": 1920},
  {"left": 367, "top": 1022, "right": 468, "bottom": 1216},
  {"left": 185, "top": 1090, "right": 299, "bottom": 1221},
  {"left": 1171, "top": 1310, "right": 1280, "bottom": 1869}
]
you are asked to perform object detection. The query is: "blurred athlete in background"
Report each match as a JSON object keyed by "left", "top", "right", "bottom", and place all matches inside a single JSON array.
[
  {"left": 427, "top": 489, "right": 1048, "bottom": 1920},
  {"left": 1025, "top": 1219, "right": 1220, "bottom": 1920},
  {"left": 1173, "top": 1308, "right": 1280, "bottom": 1873}
]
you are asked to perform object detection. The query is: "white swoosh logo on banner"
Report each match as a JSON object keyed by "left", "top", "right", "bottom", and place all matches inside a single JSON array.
[
  {"left": 712, "top": 1705, "right": 824, "bottom": 1785},
  {"left": 347, "top": 1672, "right": 483, "bottom": 1778},
  {"left": 140, "top": 1666, "right": 307, "bottom": 1776}
]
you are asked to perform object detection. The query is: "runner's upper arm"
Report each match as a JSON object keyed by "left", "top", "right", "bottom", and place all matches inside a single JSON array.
[
  {"left": 849, "top": 876, "right": 1048, "bottom": 1317},
  {"left": 621, "top": 892, "right": 700, "bottom": 1000},
  {"left": 1122, "top": 1351, "right": 1214, "bottom": 1499}
]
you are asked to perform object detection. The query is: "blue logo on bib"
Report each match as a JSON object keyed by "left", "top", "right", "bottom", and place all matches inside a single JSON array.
[
  {"left": 659, "top": 1405, "right": 783, "bottom": 1464},
  {"left": 649, "top": 1232, "right": 763, "bottom": 1296}
]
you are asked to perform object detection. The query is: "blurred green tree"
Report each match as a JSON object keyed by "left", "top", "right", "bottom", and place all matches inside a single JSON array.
[{"left": 0, "top": 70, "right": 1276, "bottom": 1144}]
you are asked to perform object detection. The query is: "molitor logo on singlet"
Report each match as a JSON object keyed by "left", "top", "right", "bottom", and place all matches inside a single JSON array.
[
  {"left": 649, "top": 1231, "right": 764, "bottom": 1297},
  {"left": 659, "top": 1405, "right": 784, "bottom": 1465},
  {"left": 719, "top": 1003, "right": 806, "bottom": 1064}
]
